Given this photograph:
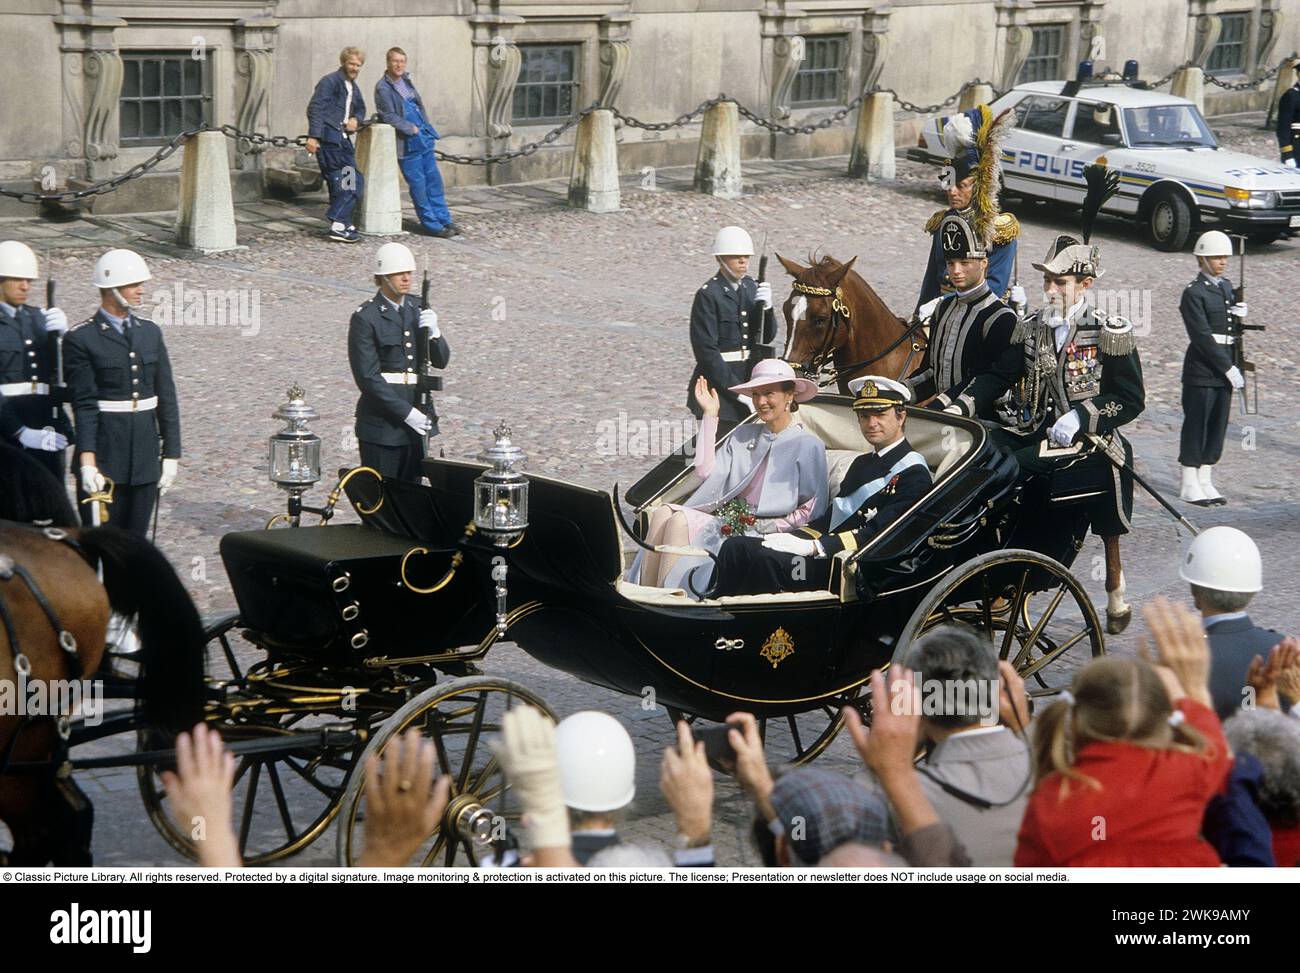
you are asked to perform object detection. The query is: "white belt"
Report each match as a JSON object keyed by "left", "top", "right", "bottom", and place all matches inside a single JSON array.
[
  {"left": 98, "top": 396, "right": 157, "bottom": 412},
  {"left": 719, "top": 349, "right": 750, "bottom": 362},
  {"left": 1211, "top": 334, "right": 1237, "bottom": 345},
  {"left": 0, "top": 381, "right": 50, "bottom": 396},
  {"left": 381, "top": 372, "right": 418, "bottom": 385}
]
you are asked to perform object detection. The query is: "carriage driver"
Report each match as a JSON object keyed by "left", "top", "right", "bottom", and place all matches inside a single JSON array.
[
  {"left": 713, "top": 376, "right": 932, "bottom": 596},
  {"left": 686, "top": 226, "right": 775, "bottom": 423}
]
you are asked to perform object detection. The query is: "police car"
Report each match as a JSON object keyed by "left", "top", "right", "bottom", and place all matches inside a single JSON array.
[{"left": 911, "top": 79, "right": 1300, "bottom": 251}]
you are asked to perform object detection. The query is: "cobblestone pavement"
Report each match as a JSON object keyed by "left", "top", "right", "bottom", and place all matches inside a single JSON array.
[{"left": 4, "top": 113, "right": 1298, "bottom": 866}]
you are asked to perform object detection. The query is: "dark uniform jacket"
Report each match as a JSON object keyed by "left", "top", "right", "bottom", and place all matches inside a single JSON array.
[
  {"left": 918, "top": 209, "right": 1019, "bottom": 306},
  {"left": 795, "top": 438, "right": 932, "bottom": 556},
  {"left": 1277, "top": 81, "right": 1298, "bottom": 164},
  {"left": 307, "top": 69, "right": 367, "bottom": 147},
  {"left": 348, "top": 291, "right": 450, "bottom": 447},
  {"left": 1206, "top": 613, "right": 1293, "bottom": 720},
  {"left": 1180, "top": 272, "right": 1238, "bottom": 388},
  {"left": 687, "top": 272, "right": 774, "bottom": 420},
  {"left": 0, "top": 302, "right": 69, "bottom": 440},
  {"left": 63, "top": 310, "right": 181, "bottom": 485},
  {"left": 906, "top": 282, "right": 1021, "bottom": 419}
]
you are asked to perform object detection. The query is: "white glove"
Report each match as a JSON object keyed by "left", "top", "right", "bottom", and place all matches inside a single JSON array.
[
  {"left": 418, "top": 308, "right": 440, "bottom": 338},
  {"left": 1049, "top": 410, "right": 1082, "bottom": 447},
  {"left": 42, "top": 307, "right": 68, "bottom": 335},
  {"left": 404, "top": 407, "right": 431, "bottom": 435},
  {"left": 917, "top": 297, "right": 941, "bottom": 321},
  {"left": 1225, "top": 365, "right": 1245, "bottom": 390},
  {"left": 1009, "top": 285, "right": 1027, "bottom": 308},
  {"left": 158, "top": 457, "right": 179, "bottom": 496},
  {"left": 761, "top": 533, "right": 820, "bottom": 557},
  {"left": 1286, "top": 158, "right": 1297, "bottom": 168},
  {"left": 80, "top": 464, "right": 106, "bottom": 494},
  {"left": 1229, "top": 303, "right": 1248, "bottom": 319},
  {"left": 942, "top": 404, "right": 962, "bottom": 415},
  {"left": 494, "top": 706, "right": 569, "bottom": 851},
  {"left": 17, "top": 425, "right": 68, "bottom": 451},
  {"left": 755, "top": 282, "right": 773, "bottom": 308}
]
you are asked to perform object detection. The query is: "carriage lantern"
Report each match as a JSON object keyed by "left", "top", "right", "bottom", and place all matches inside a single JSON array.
[
  {"left": 474, "top": 422, "right": 529, "bottom": 634},
  {"left": 268, "top": 384, "right": 322, "bottom": 523}
]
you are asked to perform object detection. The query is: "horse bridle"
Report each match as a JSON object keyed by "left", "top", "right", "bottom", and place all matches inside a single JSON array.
[{"left": 789, "top": 280, "right": 928, "bottom": 387}]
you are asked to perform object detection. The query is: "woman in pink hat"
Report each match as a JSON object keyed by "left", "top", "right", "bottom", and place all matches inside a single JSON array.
[{"left": 629, "top": 359, "right": 828, "bottom": 593}]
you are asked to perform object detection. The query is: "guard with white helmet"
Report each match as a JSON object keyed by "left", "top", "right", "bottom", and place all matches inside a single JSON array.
[
  {"left": 0, "top": 240, "right": 71, "bottom": 477},
  {"left": 347, "top": 241, "right": 448, "bottom": 482},
  {"left": 1177, "top": 230, "right": 1248, "bottom": 506},
  {"left": 63, "top": 248, "right": 181, "bottom": 534},
  {"left": 686, "top": 225, "right": 775, "bottom": 422},
  {"left": 1179, "top": 526, "right": 1291, "bottom": 718}
]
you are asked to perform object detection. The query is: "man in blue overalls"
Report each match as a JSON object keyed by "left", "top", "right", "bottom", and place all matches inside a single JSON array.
[{"left": 374, "top": 47, "right": 461, "bottom": 239}]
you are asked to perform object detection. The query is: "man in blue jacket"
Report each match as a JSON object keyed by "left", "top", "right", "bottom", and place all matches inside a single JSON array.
[
  {"left": 307, "top": 48, "right": 368, "bottom": 243},
  {"left": 375, "top": 48, "right": 461, "bottom": 239}
]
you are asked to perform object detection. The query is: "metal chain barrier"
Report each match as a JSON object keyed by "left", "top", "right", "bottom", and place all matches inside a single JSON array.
[{"left": 434, "top": 102, "right": 602, "bottom": 165}]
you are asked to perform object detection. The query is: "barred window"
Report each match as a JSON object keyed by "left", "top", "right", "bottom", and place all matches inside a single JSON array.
[
  {"left": 512, "top": 45, "right": 580, "bottom": 123},
  {"left": 1206, "top": 13, "right": 1249, "bottom": 75},
  {"left": 120, "top": 50, "right": 212, "bottom": 145},
  {"left": 791, "top": 36, "right": 848, "bottom": 107},
  {"left": 1019, "top": 26, "right": 1066, "bottom": 83}
]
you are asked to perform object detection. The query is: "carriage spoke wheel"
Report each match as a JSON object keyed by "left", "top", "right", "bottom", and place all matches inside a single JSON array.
[
  {"left": 336, "top": 677, "right": 555, "bottom": 867},
  {"left": 895, "top": 549, "right": 1104, "bottom": 704},
  {"left": 139, "top": 712, "right": 366, "bottom": 866}
]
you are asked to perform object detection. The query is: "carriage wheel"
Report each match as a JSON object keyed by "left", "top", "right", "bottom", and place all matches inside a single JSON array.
[
  {"left": 335, "top": 677, "right": 555, "bottom": 867},
  {"left": 894, "top": 548, "right": 1104, "bottom": 702}
]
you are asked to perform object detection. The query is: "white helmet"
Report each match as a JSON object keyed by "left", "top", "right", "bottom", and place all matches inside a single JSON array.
[
  {"left": 712, "top": 225, "right": 754, "bottom": 257},
  {"left": 0, "top": 240, "right": 39, "bottom": 279},
  {"left": 92, "top": 248, "right": 151, "bottom": 289},
  {"left": 1179, "top": 526, "right": 1262, "bottom": 593},
  {"left": 1193, "top": 230, "right": 1234, "bottom": 258},
  {"left": 554, "top": 711, "right": 636, "bottom": 812},
  {"left": 374, "top": 242, "right": 416, "bottom": 276}
]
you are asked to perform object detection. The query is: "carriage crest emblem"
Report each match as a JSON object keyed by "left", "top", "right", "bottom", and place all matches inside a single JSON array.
[{"left": 761, "top": 627, "right": 795, "bottom": 668}]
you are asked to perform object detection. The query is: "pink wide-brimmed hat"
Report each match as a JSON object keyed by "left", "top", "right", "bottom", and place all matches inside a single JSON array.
[{"left": 728, "top": 359, "right": 819, "bottom": 402}]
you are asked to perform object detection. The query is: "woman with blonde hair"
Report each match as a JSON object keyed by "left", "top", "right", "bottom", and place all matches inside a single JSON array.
[{"left": 1015, "top": 598, "right": 1231, "bottom": 867}]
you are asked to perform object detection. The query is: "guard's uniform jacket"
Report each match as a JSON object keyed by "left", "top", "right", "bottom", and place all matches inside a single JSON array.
[
  {"left": 918, "top": 209, "right": 1019, "bottom": 306},
  {"left": 995, "top": 303, "right": 1144, "bottom": 535},
  {"left": 1179, "top": 271, "right": 1240, "bottom": 468},
  {"left": 63, "top": 309, "right": 181, "bottom": 533},
  {"left": 347, "top": 290, "right": 449, "bottom": 481},
  {"left": 1277, "top": 78, "right": 1299, "bottom": 164},
  {"left": 687, "top": 272, "right": 774, "bottom": 421},
  {"left": 0, "top": 301, "right": 70, "bottom": 477},
  {"left": 906, "top": 281, "right": 1021, "bottom": 419}
]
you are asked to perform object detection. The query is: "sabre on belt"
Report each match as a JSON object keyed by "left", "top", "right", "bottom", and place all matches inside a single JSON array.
[{"left": 1085, "top": 433, "right": 1199, "bottom": 536}]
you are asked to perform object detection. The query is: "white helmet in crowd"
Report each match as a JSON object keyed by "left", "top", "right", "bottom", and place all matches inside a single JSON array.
[
  {"left": 92, "top": 248, "right": 151, "bottom": 289},
  {"left": 0, "top": 240, "right": 39, "bottom": 279},
  {"left": 712, "top": 225, "right": 754, "bottom": 257},
  {"left": 1179, "top": 526, "right": 1262, "bottom": 593},
  {"left": 1193, "top": 230, "right": 1234, "bottom": 258},
  {"left": 554, "top": 711, "right": 636, "bottom": 812},
  {"left": 374, "top": 242, "right": 416, "bottom": 276}
]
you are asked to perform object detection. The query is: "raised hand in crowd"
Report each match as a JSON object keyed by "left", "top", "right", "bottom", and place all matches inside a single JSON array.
[
  {"left": 160, "top": 723, "right": 240, "bottom": 869},
  {"left": 727, "top": 711, "right": 776, "bottom": 823},
  {"left": 660, "top": 721, "right": 713, "bottom": 851},
  {"left": 1142, "top": 597, "right": 1213, "bottom": 708},
  {"left": 1246, "top": 636, "right": 1300, "bottom": 711},
  {"left": 998, "top": 659, "right": 1031, "bottom": 732},
  {"left": 357, "top": 729, "right": 449, "bottom": 867},
  {"left": 495, "top": 705, "right": 578, "bottom": 867}
]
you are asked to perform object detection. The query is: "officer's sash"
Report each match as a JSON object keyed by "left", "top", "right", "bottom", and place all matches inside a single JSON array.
[{"left": 829, "top": 451, "right": 927, "bottom": 530}]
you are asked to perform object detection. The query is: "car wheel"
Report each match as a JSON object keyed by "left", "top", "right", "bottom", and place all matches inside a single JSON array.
[{"left": 1147, "top": 190, "right": 1193, "bottom": 251}]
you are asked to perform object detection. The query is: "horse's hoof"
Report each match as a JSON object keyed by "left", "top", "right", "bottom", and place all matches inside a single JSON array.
[{"left": 1106, "top": 608, "right": 1132, "bottom": 635}]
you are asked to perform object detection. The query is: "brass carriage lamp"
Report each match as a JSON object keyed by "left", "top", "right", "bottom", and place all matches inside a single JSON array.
[
  {"left": 269, "top": 384, "right": 322, "bottom": 524},
  {"left": 474, "top": 422, "right": 529, "bottom": 634}
]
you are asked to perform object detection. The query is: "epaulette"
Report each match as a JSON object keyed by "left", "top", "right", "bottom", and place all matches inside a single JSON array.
[
  {"left": 924, "top": 209, "right": 946, "bottom": 234},
  {"left": 1099, "top": 314, "right": 1136, "bottom": 356},
  {"left": 991, "top": 212, "right": 1020, "bottom": 245},
  {"left": 71, "top": 317, "right": 96, "bottom": 332},
  {"left": 1009, "top": 309, "right": 1036, "bottom": 344}
]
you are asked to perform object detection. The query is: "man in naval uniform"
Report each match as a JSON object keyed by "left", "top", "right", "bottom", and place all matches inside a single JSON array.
[
  {"left": 347, "top": 242, "right": 448, "bottom": 483},
  {"left": 1276, "top": 60, "right": 1298, "bottom": 167},
  {"left": 686, "top": 225, "right": 775, "bottom": 422}
]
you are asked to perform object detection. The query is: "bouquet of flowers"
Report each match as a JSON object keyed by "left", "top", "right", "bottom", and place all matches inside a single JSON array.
[{"left": 715, "top": 498, "right": 757, "bottom": 537}]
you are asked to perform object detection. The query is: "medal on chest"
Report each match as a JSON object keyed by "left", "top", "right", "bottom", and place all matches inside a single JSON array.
[{"left": 1064, "top": 343, "right": 1101, "bottom": 397}]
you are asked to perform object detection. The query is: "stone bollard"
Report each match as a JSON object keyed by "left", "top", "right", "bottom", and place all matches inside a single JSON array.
[
  {"left": 1171, "top": 66, "right": 1205, "bottom": 114},
  {"left": 355, "top": 123, "right": 405, "bottom": 235},
  {"left": 175, "top": 131, "right": 239, "bottom": 253},
  {"left": 847, "top": 92, "right": 896, "bottom": 181},
  {"left": 959, "top": 83, "right": 994, "bottom": 111},
  {"left": 694, "top": 101, "right": 743, "bottom": 198},
  {"left": 568, "top": 109, "right": 620, "bottom": 213}
]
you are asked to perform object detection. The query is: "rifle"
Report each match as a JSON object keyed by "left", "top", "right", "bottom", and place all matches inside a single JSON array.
[
  {"left": 417, "top": 261, "right": 442, "bottom": 453},
  {"left": 1228, "top": 235, "right": 1263, "bottom": 414},
  {"left": 755, "top": 232, "right": 777, "bottom": 356},
  {"left": 48, "top": 274, "right": 64, "bottom": 423}
]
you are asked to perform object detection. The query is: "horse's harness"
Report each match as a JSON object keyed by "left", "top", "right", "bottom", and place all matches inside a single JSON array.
[
  {"left": 791, "top": 280, "right": 929, "bottom": 387},
  {"left": 0, "top": 525, "right": 86, "bottom": 777}
]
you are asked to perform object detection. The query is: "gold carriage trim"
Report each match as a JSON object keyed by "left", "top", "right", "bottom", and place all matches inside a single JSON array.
[
  {"left": 791, "top": 282, "right": 833, "bottom": 297},
  {"left": 760, "top": 626, "right": 796, "bottom": 669}
]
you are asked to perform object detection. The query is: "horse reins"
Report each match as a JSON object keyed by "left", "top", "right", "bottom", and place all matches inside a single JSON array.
[{"left": 790, "top": 280, "right": 928, "bottom": 386}]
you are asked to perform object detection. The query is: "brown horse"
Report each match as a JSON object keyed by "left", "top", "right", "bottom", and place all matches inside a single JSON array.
[
  {"left": 0, "top": 446, "right": 206, "bottom": 865},
  {"left": 776, "top": 254, "right": 927, "bottom": 394}
]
